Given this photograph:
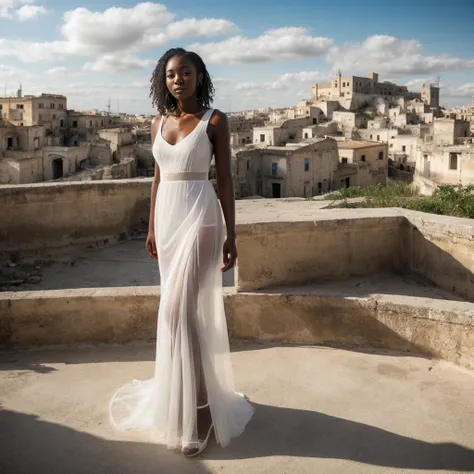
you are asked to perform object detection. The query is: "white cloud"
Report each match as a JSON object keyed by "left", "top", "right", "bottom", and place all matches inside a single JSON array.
[
  {"left": 0, "top": 3, "right": 238, "bottom": 64},
  {"left": 233, "top": 70, "right": 329, "bottom": 109},
  {"left": 145, "top": 18, "right": 238, "bottom": 46},
  {"left": 328, "top": 35, "right": 474, "bottom": 76},
  {"left": 0, "top": 64, "right": 32, "bottom": 80},
  {"left": 188, "top": 27, "right": 333, "bottom": 64},
  {"left": 45, "top": 66, "right": 85, "bottom": 77},
  {"left": 84, "top": 54, "right": 155, "bottom": 73},
  {"left": 443, "top": 83, "right": 474, "bottom": 98},
  {"left": 0, "top": 0, "right": 46, "bottom": 20},
  {"left": 236, "top": 70, "right": 329, "bottom": 92},
  {"left": 0, "top": 38, "right": 68, "bottom": 62},
  {"left": 15, "top": 4, "right": 45, "bottom": 20},
  {"left": 404, "top": 77, "right": 439, "bottom": 91},
  {"left": 61, "top": 3, "right": 174, "bottom": 55}
]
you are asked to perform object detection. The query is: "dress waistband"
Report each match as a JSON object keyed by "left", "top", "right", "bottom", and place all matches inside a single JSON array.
[{"left": 161, "top": 172, "right": 208, "bottom": 182}]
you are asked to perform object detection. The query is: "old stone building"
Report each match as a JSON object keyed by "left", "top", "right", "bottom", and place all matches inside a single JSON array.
[
  {"left": 253, "top": 116, "right": 316, "bottom": 146},
  {"left": 0, "top": 123, "right": 44, "bottom": 184},
  {"left": 311, "top": 72, "right": 420, "bottom": 104},
  {"left": 414, "top": 116, "right": 474, "bottom": 193},
  {"left": 0, "top": 89, "right": 131, "bottom": 184},
  {"left": 67, "top": 111, "right": 120, "bottom": 146},
  {"left": 98, "top": 128, "right": 135, "bottom": 162},
  {"left": 235, "top": 138, "right": 367, "bottom": 199},
  {"left": 337, "top": 140, "right": 388, "bottom": 187}
]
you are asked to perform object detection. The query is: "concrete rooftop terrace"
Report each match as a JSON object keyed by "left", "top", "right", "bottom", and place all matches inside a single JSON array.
[
  {"left": 2, "top": 182, "right": 474, "bottom": 472},
  {"left": 1, "top": 342, "right": 474, "bottom": 474}
]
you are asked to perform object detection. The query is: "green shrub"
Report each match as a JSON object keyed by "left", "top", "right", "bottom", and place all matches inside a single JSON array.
[{"left": 329, "top": 184, "right": 474, "bottom": 219}]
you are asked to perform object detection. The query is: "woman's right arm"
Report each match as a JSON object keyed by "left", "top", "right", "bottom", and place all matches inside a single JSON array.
[
  {"left": 148, "top": 116, "right": 161, "bottom": 234},
  {"left": 146, "top": 116, "right": 161, "bottom": 260}
]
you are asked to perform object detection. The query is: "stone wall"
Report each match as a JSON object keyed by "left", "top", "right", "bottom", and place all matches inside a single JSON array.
[
  {"left": 0, "top": 179, "right": 151, "bottom": 259},
  {"left": 3, "top": 180, "right": 474, "bottom": 307},
  {"left": 236, "top": 213, "right": 406, "bottom": 291},
  {"left": 1, "top": 286, "right": 472, "bottom": 368}
]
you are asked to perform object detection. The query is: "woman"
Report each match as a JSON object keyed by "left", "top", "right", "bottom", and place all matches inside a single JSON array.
[{"left": 109, "top": 48, "right": 254, "bottom": 457}]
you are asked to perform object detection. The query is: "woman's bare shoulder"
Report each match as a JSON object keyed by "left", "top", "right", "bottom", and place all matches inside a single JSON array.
[{"left": 209, "top": 109, "right": 228, "bottom": 129}]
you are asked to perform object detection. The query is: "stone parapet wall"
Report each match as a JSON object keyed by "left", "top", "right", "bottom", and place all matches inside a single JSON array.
[
  {"left": 1, "top": 285, "right": 472, "bottom": 369},
  {"left": 0, "top": 179, "right": 151, "bottom": 259},
  {"left": 236, "top": 215, "right": 406, "bottom": 291}
]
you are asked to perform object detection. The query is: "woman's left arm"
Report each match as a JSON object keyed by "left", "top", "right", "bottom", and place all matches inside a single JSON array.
[{"left": 211, "top": 110, "right": 237, "bottom": 272}]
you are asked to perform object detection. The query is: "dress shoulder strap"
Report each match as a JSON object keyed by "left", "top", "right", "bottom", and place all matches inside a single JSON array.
[{"left": 201, "top": 108, "right": 215, "bottom": 124}]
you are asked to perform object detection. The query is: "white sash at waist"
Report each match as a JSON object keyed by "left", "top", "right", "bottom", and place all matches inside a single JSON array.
[{"left": 161, "top": 171, "right": 208, "bottom": 182}]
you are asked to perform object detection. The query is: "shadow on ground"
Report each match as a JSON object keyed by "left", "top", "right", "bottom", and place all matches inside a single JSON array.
[
  {"left": 206, "top": 402, "right": 474, "bottom": 472},
  {"left": 2, "top": 403, "right": 473, "bottom": 473},
  {"left": 0, "top": 410, "right": 209, "bottom": 474}
]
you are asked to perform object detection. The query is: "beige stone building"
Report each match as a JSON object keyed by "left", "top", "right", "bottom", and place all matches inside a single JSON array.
[
  {"left": 253, "top": 117, "right": 315, "bottom": 146},
  {"left": 416, "top": 143, "right": 474, "bottom": 190},
  {"left": 311, "top": 72, "right": 417, "bottom": 103},
  {"left": 432, "top": 118, "right": 470, "bottom": 146},
  {"left": 98, "top": 128, "right": 135, "bottom": 162},
  {"left": 414, "top": 115, "right": 474, "bottom": 192},
  {"left": 67, "top": 112, "right": 120, "bottom": 146},
  {"left": 0, "top": 123, "right": 44, "bottom": 184},
  {"left": 0, "top": 90, "right": 67, "bottom": 128},
  {"left": 445, "top": 101, "right": 474, "bottom": 135},
  {"left": 302, "top": 122, "right": 339, "bottom": 139},
  {"left": 337, "top": 140, "right": 388, "bottom": 186},
  {"left": 235, "top": 138, "right": 340, "bottom": 198}
]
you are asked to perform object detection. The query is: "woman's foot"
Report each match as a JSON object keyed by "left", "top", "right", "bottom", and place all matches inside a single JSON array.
[{"left": 182, "top": 405, "right": 213, "bottom": 457}]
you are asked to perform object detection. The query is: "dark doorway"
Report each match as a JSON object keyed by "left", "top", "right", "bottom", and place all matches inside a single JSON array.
[
  {"left": 52, "top": 158, "right": 63, "bottom": 179},
  {"left": 341, "top": 177, "right": 350, "bottom": 188},
  {"left": 272, "top": 183, "right": 281, "bottom": 198}
]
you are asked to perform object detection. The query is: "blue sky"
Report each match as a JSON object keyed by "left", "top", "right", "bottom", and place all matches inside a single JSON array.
[{"left": 1, "top": 0, "right": 473, "bottom": 113}]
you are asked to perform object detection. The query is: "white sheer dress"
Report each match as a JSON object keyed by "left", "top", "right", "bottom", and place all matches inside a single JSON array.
[{"left": 109, "top": 108, "right": 254, "bottom": 450}]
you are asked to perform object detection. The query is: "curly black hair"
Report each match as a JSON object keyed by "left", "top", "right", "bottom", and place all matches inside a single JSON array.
[{"left": 149, "top": 48, "right": 215, "bottom": 115}]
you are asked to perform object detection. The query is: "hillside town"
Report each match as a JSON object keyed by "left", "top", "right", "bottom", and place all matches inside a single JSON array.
[{"left": 1, "top": 72, "right": 473, "bottom": 198}]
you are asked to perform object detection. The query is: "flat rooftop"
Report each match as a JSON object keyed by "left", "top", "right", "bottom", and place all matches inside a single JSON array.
[
  {"left": 337, "top": 140, "right": 382, "bottom": 149},
  {"left": 1, "top": 342, "right": 473, "bottom": 473}
]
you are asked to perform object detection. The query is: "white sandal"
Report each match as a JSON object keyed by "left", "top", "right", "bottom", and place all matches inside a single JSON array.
[{"left": 182, "top": 423, "right": 213, "bottom": 457}]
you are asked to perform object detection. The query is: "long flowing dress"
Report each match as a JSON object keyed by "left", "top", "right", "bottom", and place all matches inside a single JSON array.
[{"left": 109, "top": 108, "right": 254, "bottom": 450}]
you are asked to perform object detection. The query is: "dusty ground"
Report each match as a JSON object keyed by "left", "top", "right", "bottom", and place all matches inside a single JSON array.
[
  {"left": 0, "top": 239, "right": 235, "bottom": 291},
  {"left": 1, "top": 342, "right": 473, "bottom": 474}
]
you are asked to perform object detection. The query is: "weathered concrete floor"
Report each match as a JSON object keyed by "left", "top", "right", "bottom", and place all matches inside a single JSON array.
[
  {"left": 1, "top": 343, "right": 474, "bottom": 474},
  {"left": 2, "top": 239, "right": 235, "bottom": 291}
]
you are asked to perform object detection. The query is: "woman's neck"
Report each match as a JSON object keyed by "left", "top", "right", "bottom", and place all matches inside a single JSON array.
[{"left": 175, "top": 97, "right": 202, "bottom": 116}]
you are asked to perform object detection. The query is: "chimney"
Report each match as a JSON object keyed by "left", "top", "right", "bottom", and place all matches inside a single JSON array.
[{"left": 17, "top": 84, "right": 22, "bottom": 98}]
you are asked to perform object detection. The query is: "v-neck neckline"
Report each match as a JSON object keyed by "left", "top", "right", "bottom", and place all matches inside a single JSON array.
[{"left": 160, "top": 109, "right": 211, "bottom": 147}]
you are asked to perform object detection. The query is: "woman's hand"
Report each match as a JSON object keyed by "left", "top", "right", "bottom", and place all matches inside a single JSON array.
[
  {"left": 222, "top": 236, "right": 237, "bottom": 272},
  {"left": 146, "top": 231, "right": 158, "bottom": 261}
]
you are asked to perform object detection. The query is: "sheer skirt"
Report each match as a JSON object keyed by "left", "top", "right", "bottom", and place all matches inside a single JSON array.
[{"left": 109, "top": 180, "right": 254, "bottom": 449}]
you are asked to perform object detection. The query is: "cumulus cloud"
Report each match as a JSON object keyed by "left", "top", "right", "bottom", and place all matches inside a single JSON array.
[
  {"left": 0, "top": 0, "right": 46, "bottom": 20},
  {"left": 327, "top": 35, "right": 474, "bottom": 76},
  {"left": 443, "top": 83, "right": 474, "bottom": 98},
  {"left": 404, "top": 77, "right": 439, "bottom": 91},
  {"left": 188, "top": 27, "right": 333, "bottom": 64},
  {"left": 0, "top": 64, "right": 32, "bottom": 80},
  {"left": 236, "top": 70, "right": 330, "bottom": 92},
  {"left": 232, "top": 70, "right": 330, "bottom": 109},
  {"left": 145, "top": 18, "right": 238, "bottom": 46},
  {"left": 0, "top": 38, "right": 68, "bottom": 62},
  {"left": 83, "top": 54, "right": 155, "bottom": 73},
  {"left": 60, "top": 3, "right": 174, "bottom": 55},
  {"left": 0, "top": 2, "right": 238, "bottom": 64},
  {"left": 15, "top": 3, "right": 45, "bottom": 20}
]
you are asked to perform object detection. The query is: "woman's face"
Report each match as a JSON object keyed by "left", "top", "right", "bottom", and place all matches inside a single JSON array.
[{"left": 165, "top": 55, "right": 201, "bottom": 101}]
